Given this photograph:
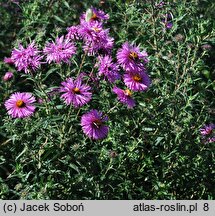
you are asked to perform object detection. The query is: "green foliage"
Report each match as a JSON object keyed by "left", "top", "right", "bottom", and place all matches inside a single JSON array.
[{"left": 0, "top": 0, "right": 214, "bottom": 199}]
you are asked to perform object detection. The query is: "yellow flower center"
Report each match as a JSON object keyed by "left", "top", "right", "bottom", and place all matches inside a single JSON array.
[
  {"left": 129, "top": 51, "right": 138, "bottom": 60},
  {"left": 133, "top": 75, "right": 142, "bottom": 82},
  {"left": 16, "top": 99, "right": 25, "bottom": 108},
  {"left": 72, "top": 87, "right": 80, "bottom": 94},
  {"left": 124, "top": 89, "right": 132, "bottom": 96},
  {"left": 92, "top": 27, "right": 101, "bottom": 33},
  {"left": 91, "top": 13, "right": 98, "bottom": 20}
]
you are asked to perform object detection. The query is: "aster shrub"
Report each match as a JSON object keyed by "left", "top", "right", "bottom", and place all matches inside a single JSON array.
[{"left": 0, "top": 0, "right": 215, "bottom": 199}]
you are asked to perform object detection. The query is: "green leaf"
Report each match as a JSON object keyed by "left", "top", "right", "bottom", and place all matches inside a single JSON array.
[
  {"left": 155, "top": 137, "right": 164, "bottom": 145},
  {"left": 63, "top": 1, "right": 70, "bottom": 9},
  {"left": 68, "top": 163, "right": 80, "bottom": 174},
  {"left": 42, "top": 68, "right": 58, "bottom": 81},
  {"left": 54, "top": 15, "right": 65, "bottom": 23},
  {"left": 202, "top": 70, "right": 210, "bottom": 79},
  {"left": 143, "top": 127, "right": 154, "bottom": 132}
]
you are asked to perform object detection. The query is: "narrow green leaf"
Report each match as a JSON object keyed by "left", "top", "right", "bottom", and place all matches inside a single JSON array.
[{"left": 54, "top": 15, "right": 65, "bottom": 23}]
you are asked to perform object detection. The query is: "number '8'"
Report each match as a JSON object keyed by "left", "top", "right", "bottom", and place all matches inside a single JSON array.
[{"left": 203, "top": 203, "right": 209, "bottom": 211}]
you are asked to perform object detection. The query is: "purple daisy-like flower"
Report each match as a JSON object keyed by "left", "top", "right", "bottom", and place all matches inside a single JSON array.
[
  {"left": 66, "top": 25, "right": 81, "bottom": 40},
  {"left": 81, "top": 7, "right": 109, "bottom": 23},
  {"left": 43, "top": 36, "right": 76, "bottom": 64},
  {"left": 79, "top": 20, "right": 103, "bottom": 41},
  {"left": 124, "top": 70, "right": 151, "bottom": 91},
  {"left": 162, "top": 13, "right": 173, "bottom": 29},
  {"left": 5, "top": 92, "right": 36, "bottom": 118},
  {"left": 200, "top": 123, "right": 215, "bottom": 144},
  {"left": 81, "top": 109, "right": 109, "bottom": 140},
  {"left": 200, "top": 124, "right": 215, "bottom": 136},
  {"left": 117, "top": 42, "right": 148, "bottom": 71},
  {"left": 79, "top": 21, "right": 114, "bottom": 55},
  {"left": 3, "top": 72, "right": 13, "bottom": 81},
  {"left": 83, "top": 35, "right": 114, "bottom": 56},
  {"left": 11, "top": 42, "right": 42, "bottom": 73},
  {"left": 97, "top": 55, "right": 120, "bottom": 83},
  {"left": 113, "top": 86, "right": 135, "bottom": 108},
  {"left": 99, "top": 36, "right": 114, "bottom": 55},
  {"left": 60, "top": 76, "right": 92, "bottom": 107}
]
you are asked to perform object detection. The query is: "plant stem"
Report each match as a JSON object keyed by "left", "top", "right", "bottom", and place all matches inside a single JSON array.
[
  {"left": 30, "top": 71, "right": 50, "bottom": 115},
  {"left": 106, "top": 102, "right": 120, "bottom": 115}
]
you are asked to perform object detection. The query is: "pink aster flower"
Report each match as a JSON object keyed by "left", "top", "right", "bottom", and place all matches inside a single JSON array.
[
  {"left": 60, "top": 76, "right": 92, "bottom": 107},
  {"left": 81, "top": 7, "right": 109, "bottom": 23},
  {"left": 79, "top": 21, "right": 103, "bottom": 40},
  {"left": 124, "top": 70, "right": 151, "bottom": 91},
  {"left": 200, "top": 124, "right": 215, "bottom": 136},
  {"left": 113, "top": 86, "right": 135, "bottom": 108},
  {"left": 3, "top": 72, "right": 13, "bottom": 81},
  {"left": 162, "top": 13, "right": 173, "bottom": 29},
  {"left": 81, "top": 109, "right": 109, "bottom": 140},
  {"left": 100, "top": 36, "right": 114, "bottom": 54},
  {"left": 43, "top": 36, "right": 76, "bottom": 64},
  {"left": 117, "top": 42, "right": 148, "bottom": 71},
  {"left": 11, "top": 41, "right": 42, "bottom": 73},
  {"left": 66, "top": 25, "right": 81, "bottom": 40},
  {"left": 79, "top": 21, "right": 114, "bottom": 55},
  {"left": 97, "top": 55, "right": 120, "bottom": 83},
  {"left": 5, "top": 92, "right": 36, "bottom": 118},
  {"left": 83, "top": 35, "right": 114, "bottom": 55},
  {"left": 200, "top": 123, "right": 215, "bottom": 144}
]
